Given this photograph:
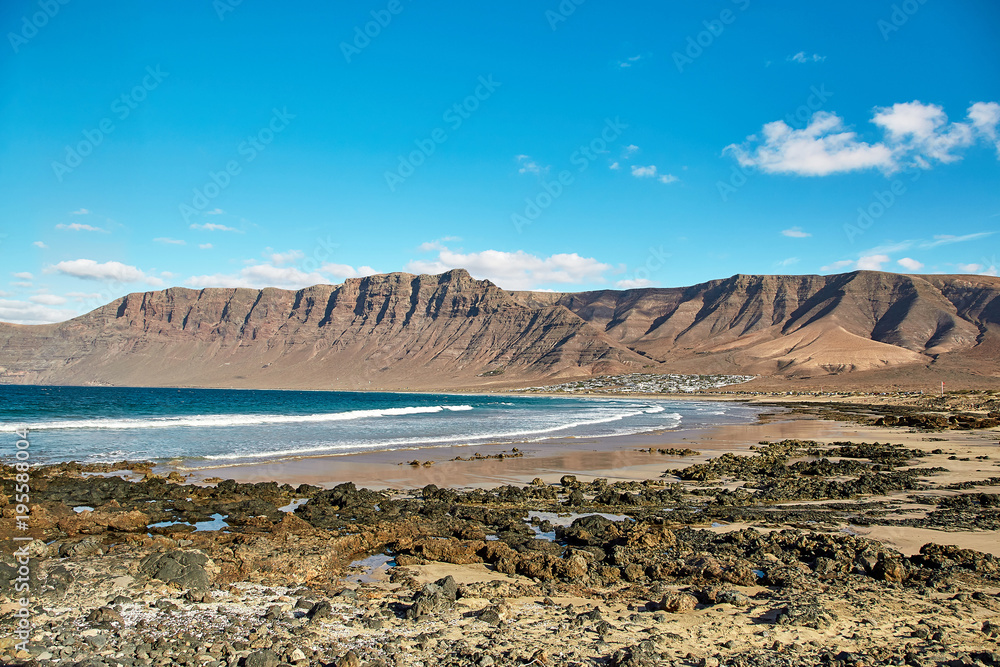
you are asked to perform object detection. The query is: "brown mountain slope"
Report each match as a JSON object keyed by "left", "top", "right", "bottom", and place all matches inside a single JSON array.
[
  {"left": 0, "top": 269, "right": 645, "bottom": 390},
  {"left": 1, "top": 269, "right": 998, "bottom": 390},
  {"left": 525, "top": 271, "right": 1000, "bottom": 382}
]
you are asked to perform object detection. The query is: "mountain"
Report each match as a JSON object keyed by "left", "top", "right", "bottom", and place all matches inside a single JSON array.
[{"left": 1, "top": 269, "right": 999, "bottom": 390}]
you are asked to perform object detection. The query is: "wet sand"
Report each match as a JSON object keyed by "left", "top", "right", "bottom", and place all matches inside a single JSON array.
[
  {"left": 176, "top": 403, "right": 1000, "bottom": 558},
  {"left": 178, "top": 411, "right": 804, "bottom": 488},
  {"left": 182, "top": 411, "right": 999, "bottom": 490}
]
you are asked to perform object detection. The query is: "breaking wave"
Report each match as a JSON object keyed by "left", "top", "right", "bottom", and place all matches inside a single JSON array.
[{"left": 17, "top": 404, "right": 475, "bottom": 431}]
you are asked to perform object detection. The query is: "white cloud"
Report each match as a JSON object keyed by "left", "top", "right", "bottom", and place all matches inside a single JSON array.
[
  {"left": 29, "top": 294, "right": 67, "bottom": 305},
  {"left": 788, "top": 52, "right": 825, "bottom": 63},
  {"left": 631, "top": 165, "right": 658, "bottom": 177},
  {"left": 185, "top": 262, "right": 377, "bottom": 291},
  {"left": 781, "top": 227, "right": 811, "bottom": 238},
  {"left": 775, "top": 257, "right": 800, "bottom": 267},
  {"left": 956, "top": 263, "right": 983, "bottom": 273},
  {"left": 824, "top": 234, "right": 995, "bottom": 274},
  {"left": 204, "top": 208, "right": 225, "bottom": 215},
  {"left": 609, "top": 161, "right": 620, "bottom": 170},
  {"left": 49, "top": 259, "right": 161, "bottom": 285},
  {"left": 856, "top": 254, "right": 891, "bottom": 270},
  {"left": 728, "top": 101, "right": 1000, "bottom": 176},
  {"left": 820, "top": 259, "right": 855, "bottom": 272},
  {"left": 897, "top": 257, "right": 924, "bottom": 271},
  {"left": 13, "top": 271, "right": 33, "bottom": 280},
  {"left": 319, "top": 263, "right": 378, "bottom": 280},
  {"left": 615, "top": 278, "right": 655, "bottom": 289},
  {"left": 630, "top": 165, "right": 678, "bottom": 183},
  {"left": 66, "top": 291, "right": 102, "bottom": 301},
  {"left": 154, "top": 237, "right": 186, "bottom": 245},
  {"left": 56, "top": 222, "right": 105, "bottom": 232},
  {"left": 269, "top": 249, "right": 304, "bottom": 265},
  {"left": 618, "top": 55, "right": 642, "bottom": 68},
  {"left": 725, "top": 112, "right": 895, "bottom": 176},
  {"left": 922, "top": 232, "right": 994, "bottom": 248},
  {"left": 405, "top": 247, "right": 613, "bottom": 290},
  {"left": 624, "top": 145, "right": 640, "bottom": 156},
  {"left": 190, "top": 222, "right": 238, "bottom": 232},
  {"left": 71, "top": 208, "right": 90, "bottom": 215},
  {"left": 968, "top": 101, "right": 1000, "bottom": 156},
  {"left": 872, "top": 101, "right": 975, "bottom": 165},
  {"left": 186, "top": 265, "right": 329, "bottom": 290},
  {"left": 516, "top": 155, "right": 547, "bottom": 175},
  {"left": 0, "top": 299, "right": 78, "bottom": 324},
  {"left": 856, "top": 234, "right": 992, "bottom": 255},
  {"left": 862, "top": 240, "right": 916, "bottom": 255},
  {"left": 873, "top": 102, "right": 947, "bottom": 140},
  {"left": 418, "top": 237, "right": 462, "bottom": 252},
  {"left": 199, "top": 243, "right": 213, "bottom": 250},
  {"left": 33, "top": 241, "right": 48, "bottom": 249}
]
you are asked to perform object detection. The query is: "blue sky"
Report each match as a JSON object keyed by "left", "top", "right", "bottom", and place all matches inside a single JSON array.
[{"left": 1, "top": 0, "right": 999, "bottom": 323}]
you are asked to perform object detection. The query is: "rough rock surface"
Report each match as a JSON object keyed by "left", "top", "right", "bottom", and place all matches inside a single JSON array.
[
  {"left": 2, "top": 269, "right": 1000, "bottom": 389},
  {"left": 2, "top": 420, "right": 1000, "bottom": 666}
]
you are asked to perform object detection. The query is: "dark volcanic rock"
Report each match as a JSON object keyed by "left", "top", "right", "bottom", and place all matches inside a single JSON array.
[
  {"left": 658, "top": 592, "right": 698, "bottom": 613},
  {"left": 477, "top": 606, "right": 503, "bottom": 626},
  {"left": 558, "top": 515, "right": 618, "bottom": 546},
  {"left": 911, "top": 542, "right": 1000, "bottom": 575},
  {"left": 610, "top": 640, "right": 660, "bottom": 667},
  {"left": 775, "top": 603, "right": 837, "bottom": 629},
  {"left": 139, "top": 550, "right": 212, "bottom": 590},
  {"left": 406, "top": 575, "right": 458, "bottom": 620},
  {"left": 245, "top": 649, "right": 280, "bottom": 667}
]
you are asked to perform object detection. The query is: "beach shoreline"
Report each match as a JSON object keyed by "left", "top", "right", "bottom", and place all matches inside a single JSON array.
[
  {"left": 3, "top": 393, "right": 1000, "bottom": 666},
  {"left": 176, "top": 403, "right": 999, "bottom": 491},
  {"left": 172, "top": 399, "right": 775, "bottom": 488}
]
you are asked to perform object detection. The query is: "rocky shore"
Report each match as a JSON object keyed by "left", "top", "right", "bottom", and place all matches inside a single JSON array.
[{"left": 2, "top": 401, "right": 1000, "bottom": 666}]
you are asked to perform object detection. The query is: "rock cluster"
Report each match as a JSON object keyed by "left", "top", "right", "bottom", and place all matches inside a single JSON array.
[{"left": 2, "top": 431, "right": 999, "bottom": 666}]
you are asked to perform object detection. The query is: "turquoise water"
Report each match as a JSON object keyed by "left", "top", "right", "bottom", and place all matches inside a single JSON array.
[{"left": 0, "top": 386, "right": 760, "bottom": 467}]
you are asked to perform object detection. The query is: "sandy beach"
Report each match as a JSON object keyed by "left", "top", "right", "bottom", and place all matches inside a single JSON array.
[
  {"left": 3, "top": 394, "right": 1000, "bottom": 666},
  {"left": 180, "top": 405, "right": 1000, "bottom": 560},
  {"left": 183, "top": 408, "right": 1000, "bottom": 490}
]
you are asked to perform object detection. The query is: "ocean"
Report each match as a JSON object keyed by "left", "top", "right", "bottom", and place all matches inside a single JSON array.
[{"left": 0, "top": 386, "right": 761, "bottom": 468}]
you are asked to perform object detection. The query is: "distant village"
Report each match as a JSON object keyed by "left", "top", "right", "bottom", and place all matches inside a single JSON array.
[{"left": 516, "top": 372, "right": 756, "bottom": 394}]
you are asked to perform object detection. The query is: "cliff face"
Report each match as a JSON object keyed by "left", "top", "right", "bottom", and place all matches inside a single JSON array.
[
  {"left": 542, "top": 272, "right": 999, "bottom": 377},
  {"left": 0, "top": 270, "right": 645, "bottom": 390},
  {"left": 1, "top": 269, "right": 998, "bottom": 389}
]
